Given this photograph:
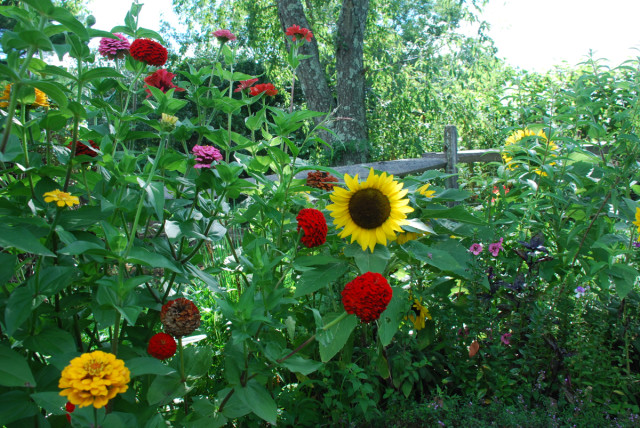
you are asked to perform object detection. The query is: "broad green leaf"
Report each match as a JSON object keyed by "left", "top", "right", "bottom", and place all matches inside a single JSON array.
[
  {"left": 236, "top": 379, "right": 277, "bottom": 424},
  {"left": 0, "top": 223, "right": 54, "bottom": 256},
  {"left": 403, "top": 240, "right": 472, "bottom": 279},
  {"left": 344, "top": 244, "right": 391, "bottom": 274},
  {"left": 280, "top": 355, "right": 322, "bottom": 375},
  {"left": 318, "top": 313, "right": 357, "bottom": 362},
  {"left": 419, "top": 205, "right": 484, "bottom": 225},
  {"left": 58, "top": 240, "right": 106, "bottom": 256},
  {"left": 30, "top": 392, "right": 66, "bottom": 415},
  {"left": 174, "top": 346, "right": 212, "bottom": 380},
  {"left": 0, "top": 345, "right": 37, "bottom": 387},
  {"left": 126, "top": 357, "right": 176, "bottom": 377},
  {"left": 48, "top": 6, "right": 88, "bottom": 40},
  {"left": 609, "top": 264, "right": 638, "bottom": 298},
  {"left": 127, "top": 247, "right": 181, "bottom": 273},
  {"left": 26, "top": 79, "right": 69, "bottom": 108},
  {"left": 30, "top": 265, "right": 77, "bottom": 296},
  {"left": 23, "top": 326, "right": 75, "bottom": 356},
  {"left": 293, "top": 262, "right": 348, "bottom": 297},
  {"left": 0, "top": 391, "right": 38, "bottom": 424},
  {"left": 147, "top": 372, "right": 186, "bottom": 405},
  {"left": 5, "top": 287, "right": 42, "bottom": 336},
  {"left": 378, "top": 286, "right": 407, "bottom": 346},
  {"left": 0, "top": 253, "right": 17, "bottom": 284},
  {"left": 218, "top": 388, "right": 251, "bottom": 419},
  {"left": 80, "top": 67, "right": 124, "bottom": 82}
]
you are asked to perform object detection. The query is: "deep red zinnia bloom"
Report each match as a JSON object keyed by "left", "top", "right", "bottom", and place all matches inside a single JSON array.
[
  {"left": 160, "top": 298, "right": 201, "bottom": 337},
  {"left": 234, "top": 78, "right": 259, "bottom": 93},
  {"left": 147, "top": 332, "right": 178, "bottom": 360},
  {"left": 249, "top": 83, "right": 277, "bottom": 97},
  {"left": 144, "top": 69, "right": 185, "bottom": 98},
  {"left": 130, "top": 38, "right": 168, "bottom": 66},
  {"left": 65, "top": 402, "right": 75, "bottom": 423},
  {"left": 68, "top": 140, "right": 99, "bottom": 157},
  {"left": 296, "top": 208, "right": 327, "bottom": 248},
  {"left": 285, "top": 24, "right": 313, "bottom": 42},
  {"left": 341, "top": 272, "right": 392, "bottom": 323}
]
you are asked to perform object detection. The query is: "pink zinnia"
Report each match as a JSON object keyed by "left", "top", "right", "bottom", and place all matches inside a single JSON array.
[
  {"left": 285, "top": 25, "right": 313, "bottom": 42},
  {"left": 234, "top": 78, "right": 259, "bottom": 93},
  {"left": 501, "top": 332, "right": 512, "bottom": 345},
  {"left": 98, "top": 33, "right": 130, "bottom": 60},
  {"left": 212, "top": 29, "right": 236, "bottom": 43},
  {"left": 488, "top": 238, "right": 504, "bottom": 257},
  {"left": 144, "top": 69, "right": 186, "bottom": 98},
  {"left": 469, "top": 243, "right": 483, "bottom": 255},
  {"left": 193, "top": 145, "right": 223, "bottom": 168}
]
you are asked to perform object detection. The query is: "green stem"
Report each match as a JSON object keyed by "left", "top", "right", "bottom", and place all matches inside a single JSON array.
[{"left": 178, "top": 336, "right": 186, "bottom": 382}]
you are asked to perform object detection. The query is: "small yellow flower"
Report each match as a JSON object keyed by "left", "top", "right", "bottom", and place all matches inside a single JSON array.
[
  {"left": 43, "top": 189, "right": 80, "bottom": 207},
  {"left": 407, "top": 299, "right": 431, "bottom": 330},
  {"left": 633, "top": 207, "right": 640, "bottom": 231},
  {"left": 160, "top": 113, "right": 178, "bottom": 130},
  {"left": 417, "top": 183, "right": 436, "bottom": 198},
  {"left": 59, "top": 350, "right": 130, "bottom": 408}
]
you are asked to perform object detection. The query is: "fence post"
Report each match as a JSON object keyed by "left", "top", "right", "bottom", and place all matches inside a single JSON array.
[{"left": 444, "top": 125, "right": 458, "bottom": 190}]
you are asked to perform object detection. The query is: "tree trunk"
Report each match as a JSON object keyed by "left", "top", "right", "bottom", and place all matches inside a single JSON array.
[
  {"left": 276, "top": 0, "right": 370, "bottom": 165},
  {"left": 276, "top": 0, "right": 333, "bottom": 117},
  {"left": 334, "top": 0, "right": 369, "bottom": 164}
]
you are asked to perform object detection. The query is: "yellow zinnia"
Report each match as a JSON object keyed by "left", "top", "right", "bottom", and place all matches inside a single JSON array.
[
  {"left": 43, "top": 189, "right": 80, "bottom": 207},
  {"left": 417, "top": 183, "right": 436, "bottom": 198},
  {"left": 0, "top": 84, "right": 49, "bottom": 108},
  {"left": 407, "top": 299, "right": 432, "bottom": 330},
  {"left": 58, "top": 350, "right": 130, "bottom": 408},
  {"left": 327, "top": 168, "right": 413, "bottom": 252}
]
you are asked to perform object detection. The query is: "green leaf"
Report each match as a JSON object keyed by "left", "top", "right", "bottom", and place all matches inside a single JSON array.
[
  {"left": 58, "top": 240, "right": 106, "bottom": 256},
  {"left": 147, "top": 372, "right": 186, "bottom": 405},
  {"left": 0, "top": 391, "right": 38, "bottom": 424},
  {"left": 280, "top": 355, "right": 322, "bottom": 375},
  {"left": 30, "top": 265, "right": 77, "bottom": 296},
  {"left": 144, "top": 180, "right": 165, "bottom": 222},
  {"left": 0, "top": 345, "right": 37, "bottom": 387},
  {"left": 30, "top": 391, "right": 66, "bottom": 415},
  {"left": 26, "top": 79, "right": 69, "bottom": 108},
  {"left": 0, "top": 253, "right": 17, "bottom": 284},
  {"left": 609, "top": 264, "right": 638, "bottom": 298},
  {"left": 419, "top": 205, "right": 485, "bottom": 224},
  {"left": 126, "top": 357, "right": 176, "bottom": 377},
  {"left": 236, "top": 379, "right": 277, "bottom": 424},
  {"left": 403, "top": 240, "right": 472, "bottom": 279},
  {"left": 127, "top": 247, "right": 181, "bottom": 273},
  {"left": 378, "top": 286, "right": 407, "bottom": 346},
  {"left": 218, "top": 388, "right": 251, "bottom": 419},
  {"left": 293, "top": 262, "right": 348, "bottom": 297},
  {"left": 318, "top": 313, "right": 358, "bottom": 362},
  {"left": 48, "top": 6, "right": 89, "bottom": 40},
  {"left": 80, "top": 67, "right": 124, "bottom": 82},
  {"left": 23, "top": 326, "right": 75, "bottom": 356},
  {"left": 0, "top": 223, "right": 54, "bottom": 256},
  {"left": 344, "top": 244, "right": 391, "bottom": 274},
  {"left": 177, "top": 345, "right": 213, "bottom": 380},
  {"left": 5, "top": 287, "right": 42, "bottom": 337}
]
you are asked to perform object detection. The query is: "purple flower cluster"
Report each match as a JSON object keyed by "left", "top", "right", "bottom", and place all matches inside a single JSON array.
[
  {"left": 98, "top": 34, "right": 130, "bottom": 60},
  {"left": 192, "top": 145, "right": 223, "bottom": 168}
]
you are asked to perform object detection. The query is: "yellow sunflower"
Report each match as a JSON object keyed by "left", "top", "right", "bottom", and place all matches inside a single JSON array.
[
  {"left": 394, "top": 231, "right": 426, "bottom": 245},
  {"left": 417, "top": 183, "right": 436, "bottom": 198},
  {"left": 633, "top": 207, "right": 640, "bottom": 233},
  {"left": 502, "top": 128, "right": 550, "bottom": 170},
  {"left": 327, "top": 168, "right": 413, "bottom": 252},
  {"left": 407, "top": 299, "right": 432, "bottom": 330}
]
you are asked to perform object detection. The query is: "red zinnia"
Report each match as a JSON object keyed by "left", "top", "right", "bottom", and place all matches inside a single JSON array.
[
  {"left": 296, "top": 208, "right": 327, "bottom": 248},
  {"left": 68, "top": 140, "right": 99, "bottom": 157},
  {"left": 130, "top": 38, "right": 168, "bottom": 66},
  {"left": 65, "top": 401, "right": 75, "bottom": 423},
  {"left": 341, "top": 272, "right": 392, "bottom": 323},
  {"left": 249, "top": 83, "right": 277, "bottom": 97},
  {"left": 160, "top": 298, "right": 201, "bottom": 337},
  {"left": 144, "top": 69, "right": 185, "bottom": 98},
  {"left": 147, "top": 332, "right": 178, "bottom": 360},
  {"left": 285, "top": 25, "right": 313, "bottom": 42},
  {"left": 234, "top": 78, "right": 259, "bottom": 93}
]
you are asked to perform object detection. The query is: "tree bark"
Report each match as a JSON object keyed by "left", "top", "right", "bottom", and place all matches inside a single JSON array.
[
  {"left": 276, "top": 0, "right": 370, "bottom": 165},
  {"left": 334, "top": 0, "right": 369, "bottom": 164},
  {"left": 276, "top": 0, "right": 333, "bottom": 116}
]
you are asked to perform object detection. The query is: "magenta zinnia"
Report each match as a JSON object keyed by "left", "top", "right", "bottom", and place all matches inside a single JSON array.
[
  {"left": 296, "top": 208, "right": 327, "bottom": 248},
  {"left": 130, "top": 38, "right": 168, "bottom": 66},
  {"left": 144, "top": 69, "right": 185, "bottom": 97},
  {"left": 212, "top": 29, "right": 236, "bottom": 43},
  {"left": 192, "top": 145, "right": 223, "bottom": 168},
  {"left": 98, "top": 33, "right": 130, "bottom": 60},
  {"left": 341, "top": 272, "right": 392, "bottom": 323}
]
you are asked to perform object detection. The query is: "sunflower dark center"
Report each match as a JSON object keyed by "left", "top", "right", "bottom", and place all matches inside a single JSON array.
[{"left": 349, "top": 188, "right": 391, "bottom": 229}]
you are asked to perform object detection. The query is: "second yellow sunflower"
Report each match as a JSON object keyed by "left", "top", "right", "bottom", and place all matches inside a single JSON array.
[{"left": 327, "top": 168, "right": 413, "bottom": 252}]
